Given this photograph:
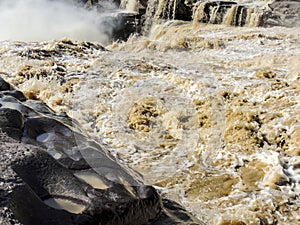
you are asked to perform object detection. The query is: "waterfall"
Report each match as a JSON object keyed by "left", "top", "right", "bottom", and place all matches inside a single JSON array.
[
  {"left": 209, "top": 4, "right": 220, "bottom": 24},
  {"left": 154, "top": 0, "right": 178, "bottom": 20},
  {"left": 125, "top": 0, "right": 138, "bottom": 12},
  {"left": 193, "top": 2, "right": 236, "bottom": 25},
  {"left": 245, "top": 8, "right": 263, "bottom": 27},
  {"left": 142, "top": 0, "right": 158, "bottom": 33},
  {"left": 170, "top": 0, "right": 178, "bottom": 20},
  {"left": 223, "top": 5, "right": 237, "bottom": 26},
  {"left": 193, "top": 2, "right": 208, "bottom": 24},
  {"left": 143, "top": 0, "right": 178, "bottom": 34},
  {"left": 192, "top": 2, "right": 264, "bottom": 28},
  {"left": 120, "top": 0, "right": 138, "bottom": 12},
  {"left": 237, "top": 7, "right": 245, "bottom": 26}
]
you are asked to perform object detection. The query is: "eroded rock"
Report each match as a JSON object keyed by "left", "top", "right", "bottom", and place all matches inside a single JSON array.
[
  {"left": 0, "top": 77, "right": 204, "bottom": 225},
  {"left": 264, "top": 0, "right": 300, "bottom": 27}
]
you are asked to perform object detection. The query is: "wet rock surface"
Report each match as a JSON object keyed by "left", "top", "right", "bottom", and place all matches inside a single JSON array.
[
  {"left": 265, "top": 0, "right": 300, "bottom": 27},
  {"left": 189, "top": 0, "right": 300, "bottom": 27},
  {"left": 96, "top": 0, "right": 300, "bottom": 40},
  {"left": 35, "top": 0, "right": 298, "bottom": 44},
  {"left": 0, "top": 1, "right": 299, "bottom": 224},
  {"left": 0, "top": 77, "right": 204, "bottom": 225}
]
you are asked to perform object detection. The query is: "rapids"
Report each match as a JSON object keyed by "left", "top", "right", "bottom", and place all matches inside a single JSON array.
[{"left": 0, "top": 0, "right": 300, "bottom": 224}]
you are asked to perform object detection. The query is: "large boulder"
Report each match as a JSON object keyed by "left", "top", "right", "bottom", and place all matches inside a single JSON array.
[
  {"left": 0, "top": 77, "right": 204, "bottom": 224},
  {"left": 263, "top": 0, "right": 300, "bottom": 27},
  {"left": 0, "top": 77, "right": 11, "bottom": 91}
]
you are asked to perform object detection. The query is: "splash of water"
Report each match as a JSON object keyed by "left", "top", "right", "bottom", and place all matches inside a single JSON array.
[
  {"left": 125, "top": 0, "right": 138, "bottom": 12},
  {"left": 0, "top": 0, "right": 118, "bottom": 44},
  {"left": 193, "top": 2, "right": 208, "bottom": 24},
  {"left": 143, "top": 0, "right": 178, "bottom": 34}
]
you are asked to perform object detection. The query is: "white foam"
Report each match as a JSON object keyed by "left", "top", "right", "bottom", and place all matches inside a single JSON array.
[{"left": 0, "top": 0, "right": 117, "bottom": 44}]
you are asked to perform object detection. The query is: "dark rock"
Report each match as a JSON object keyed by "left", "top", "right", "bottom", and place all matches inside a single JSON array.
[
  {"left": 1, "top": 132, "right": 163, "bottom": 225},
  {"left": 153, "top": 199, "right": 203, "bottom": 225},
  {"left": 23, "top": 100, "right": 55, "bottom": 114},
  {"left": 0, "top": 133, "right": 39, "bottom": 225},
  {"left": 1, "top": 90, "right": 26, "bottom": 102},
  {"left": 50, "top": 39, "right": 107, "bottom": 57},
  {"left": 9, "top": 185, "right": 95, "bottom": 225},
  {"left": 139, "top": 0, "right": 148, "bottom": 8},
  {"left": 0, "top": 127, "right": 23, "bottom": 141},
  {"left": 19, "top": 49, "right": 61, "bottom": 60},
  {"left": 9, "top": 147, "right": 162, "bottom": 225},
  {"left": 111, "top": 12, "right": 142, "bottom": 41},
  {"left": 0, "top": 96, "right": 39, "bottom": 117},
  {"left": 0, "top": 77, "right": 11, "bottom": 91},
  {"left": 176, "top": 0, "right": 193, "bottom": 21},
  {"left": 11, "top": 150, "right": 91, "bottom": 201},
  {"left": 24, "top": 116, "right": 75, "bottom": 141},
  {"left": 57, "top": 154, "right": 91, "bottom": 170},
  {"left": 0, "top": 80, "right": 204, "bottom": 225},
  {"left": 0, "top": 108, "right": 24, "bottom": 129},
  {"left": 0, "top": 107, "right": 24, "bottom": 140}
]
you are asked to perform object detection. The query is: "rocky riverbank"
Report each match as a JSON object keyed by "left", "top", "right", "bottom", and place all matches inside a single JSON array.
[
  {"left": 0, "top": 0, "right": 299, "bottom": 224},
  {"left": 0, "top": 77, "right": 203, "bottom": 224}
]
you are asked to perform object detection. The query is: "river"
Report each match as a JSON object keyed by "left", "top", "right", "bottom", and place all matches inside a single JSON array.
[{"left": 0, "top": 0, "right": 299, "bottom": 224}]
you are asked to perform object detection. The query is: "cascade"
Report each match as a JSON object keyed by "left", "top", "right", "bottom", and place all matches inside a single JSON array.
[
  {"left": 209, "top": 4, "right": 221, "bottom": 24},
  {"left": 192, "top": 1, "right": 264, "bottom": 27},
  {"left": 143, "top": 0, "right": 178, "bottom": 34},
  {"left": 170, "top": 0, "right": 178, "bottom": 20},
  {"left": 193, "top": 2, "right": 237, "bottom": 25},
  {"left": 120, "top": 0, "right": 138, "bottom": 12},
  {"left": 223, "top": 4, "right": 237, "bottom": 26},
  {"left": 142, "top": 0, "right": 158, "bottom": 33},
  {"left": 223, "top": 5, "right": 248, "bottom": 26},
  {"left": 237, "top": 6, "right": 246, "bottom": 26},
  {"left": 245, "top": 8, "right": 263, "bottom": 27},
  {"left": 154, "top": 0, "right": 178, "bottom": 20},
  {"left": 192, "top": 2, "right": 208, "bottom": 24},
  {"left": 120, "top": 0, "right": 126, "bottom": 9}
]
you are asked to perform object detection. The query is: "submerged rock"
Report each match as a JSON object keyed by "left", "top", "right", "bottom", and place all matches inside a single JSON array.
[{"left": 0, "top": 77, "right": 204, "bottom": 224}]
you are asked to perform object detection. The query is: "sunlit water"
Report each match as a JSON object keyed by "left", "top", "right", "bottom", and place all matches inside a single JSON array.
[{"left": 0, "top": 14, "right": 300, "bottom": 225}]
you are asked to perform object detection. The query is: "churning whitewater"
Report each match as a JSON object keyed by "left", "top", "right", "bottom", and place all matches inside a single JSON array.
[{"left": 0, "top": 0, "right": 300, "bottom": 224}]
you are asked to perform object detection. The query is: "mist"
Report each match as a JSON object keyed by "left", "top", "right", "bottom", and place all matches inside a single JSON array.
[{"left": 0, "top": 0, "right": 118, "bottom": 44}]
